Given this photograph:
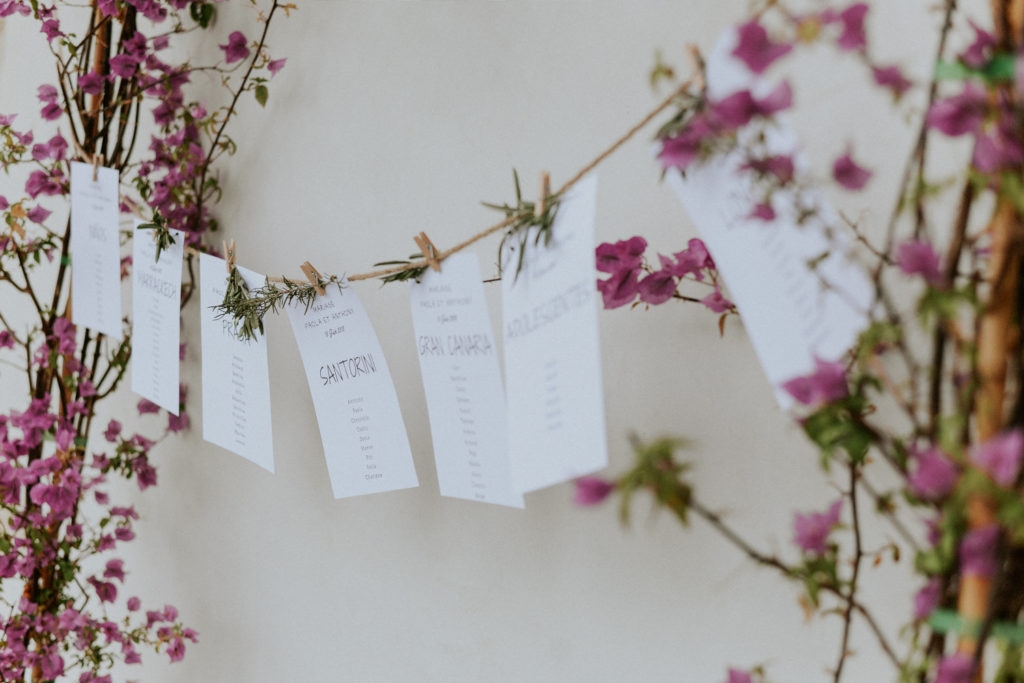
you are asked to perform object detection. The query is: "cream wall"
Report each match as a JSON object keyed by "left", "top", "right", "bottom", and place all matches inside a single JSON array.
[{"left": 0, "top": 2, "right": 978, "bottom": 681}]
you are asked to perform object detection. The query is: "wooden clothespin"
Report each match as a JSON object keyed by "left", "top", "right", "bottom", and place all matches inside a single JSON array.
[
  {"left": 91, "top": 152, "right": 103, "bottom": 182},
  {"left": 413, "top": 231, "right": 441, "bottom": 272},
  {"left": 222, "top": 239, "right": 237, "bottom": 273},
  {"left": 300, "top": 260, "right": 326, "bottom": 296},
  {"left": 534, "top": 171, "right": 551, "bottom": 217}
]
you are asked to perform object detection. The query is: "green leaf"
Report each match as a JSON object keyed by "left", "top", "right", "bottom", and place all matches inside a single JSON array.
[{"left": 254, "top": 84, "right": 269, "bottom": 107}]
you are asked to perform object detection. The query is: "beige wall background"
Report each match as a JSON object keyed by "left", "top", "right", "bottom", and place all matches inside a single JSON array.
[{"left": 0, "top": 1, "right": 983, "bottom": 680}]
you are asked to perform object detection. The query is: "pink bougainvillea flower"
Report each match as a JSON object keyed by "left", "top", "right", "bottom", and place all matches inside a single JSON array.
[
  {"left": 872, "top": 65, "right": 912, "bottom": 98},
  {"left": 755, "top": 80, "right": 793, "bottom": 116},
  {"left": 167, "top": 411, "right": 190, "bottom": 433},
  {"left": 127, "top": 596, "right": 141, "bottom": 611},
  {"left": 220, "top": 31, "right": 249, "bottom": 63},
  {"left": 781, "top": 357, "right": 848, "bottom": 406},
  {"left": 103, "top": 558, "right": 126, "bottom": 582},
  {"left": 37, "top": 84, "right": 58, "bottom": 103},
  {"left": 742, "top": 154, "right": 795, "bottom": 185},
  {"left": 26, "top": 205, "right": 51, "bottom": 224},
  {"left": 670, "top": 238, "right": 714, "bottom": 279},
  {"left": 638, "top": 269, "right": 677, "bottom": 305},
  {"left": 712, "top": 90, "right": 758, "bottom": 129},
  {"left": 793, "top": 499, "right": 843, "bottom": 555},
  {"left": 960, "top": 524, "right": 1000, "bottom": 578},
  {"left": 726, "top": 669, "right": 752, "bottom": 683},
  {"left": 926, "top": 83, "right": 987, "bottom": 137},
  {"left": 970, "top": 429, "right": 1024, "bottom": 487},
  {"left": 137, "top": 398, "right": 160, "bottom": 415},
  {"left": 109, "top": 53, "right": 140, "bottom": 78},
  {"left": 595, "top": 236, "right": 646, "bottom": 274},
  {"left": 40, "top": 18, "right": 63, "bottom": 43},
  {"left": 78, "top": 71, "right": 106, "bottom": 96},
  {"left": 0, "top": 330, "right": 13, "bottom": 349},
  {"left": 973, "top": 125, "right": 1024, "bottom": 173},
  {"left": 913, "top": 577, "right": 941, "bottom": 620},
  {"left": 908, "top": 445, "right": 958, "bottom": 500},
  {"left": 268, "top": 58, "right": 286, "bottom": 77},
  {"left": 597, "top": 268, "right": 640, "bottom": 309},
  {"left": 87, "top": 576, "right": 117, "bottom": 603},
  {"left": 38, "top": 652, "right": 63, "bottom": 680},
  {"left": 25, "top": 170, "right": 63, "bottom": 198},
  {"left": 573, "top": 476, "right": 614, "bottom": 505},
  {"left": 834, "top": 3, "right": 868, "bottom": 51},
  {"left": 700, "top": 287, "right": 733, "bottom": 313},
  {"left": 658, "top": 116, "right": 716, "bottom": 170},
  {"left": 896, "top": 239, "right": 944, "bottom": 287},
  {"left": 732, "top": 20, "right": 792, "bottom": 74},
  {"left": 749, "top": 202, "right": 775, "bottom": 222},
  {"left": 960, "top": 20, "right": 994, "bottom": 68},
  {"left": 832, "top": 148, "right": 872, "bottom": 190},
  {"left": 934, "top": 653, "right": 974, "bottom": 683}
]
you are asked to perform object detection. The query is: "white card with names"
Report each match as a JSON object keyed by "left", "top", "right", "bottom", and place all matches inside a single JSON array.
[
  {"left": 666, "top": 30, "right": 872, "bottom": 408},
  {"left": 502, "top": 173, "right": 607, "bottom": 493},
  {"left": 286, "top": 282, "right": 418, "bottom": 499},
  {"left": 410, "top": 253, "right": 523, "bottom": 508},
  {"left": 199, "top": 253, "right": 275, "bottom": 472},
  {"left": 70, "top": 161, "right": 122, "bottom": 339},
  {"left": 131, "top": 220, "right": 183, "bottom": 414}
]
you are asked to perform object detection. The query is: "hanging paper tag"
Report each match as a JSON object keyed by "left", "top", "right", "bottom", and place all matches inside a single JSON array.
[
  {"left": 130, "top": 220, "right": 184, "bottom": 414},
  {"left": 70, "top": 161, "right": 122, "bottom": 339},
  {"left": 409, "top": 253, "right": 523, "bottom": 508},
  {"left": 285, "top": 280, "right": 418, "bottom": 499},
  {"left": 502, "top": 173, "right": 607, "bottom": 493},
  {"left": 198, "top": 253, "right": 275, "bottom": 472},
  {"left": 665, "top": 30, "right": 872, "bottom": 407}
]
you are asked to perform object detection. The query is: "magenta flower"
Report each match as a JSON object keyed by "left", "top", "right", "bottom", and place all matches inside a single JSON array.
[
  {"left": 712, "top": 90, "right": 758, "bottom": 129},
  {"left": 726, "top": 669, "right": 753, "bottom": 683},
  {"left": 137, "top": 398, "right": 160, "bottom": 415},
  {"left": 960, "top": 524, "right": 1000, "bottom": 578},
  {"left": 872, "top": 65, "right": 912, "bottom": 98},
  {"left": 78, "top": 71, "right": 106, "bottom": 95},
  {"left": 658, "top": 116, "right": 716, "bottom": 170},
  {"left": 638, "top": 270, "right": 677, "bottom": 305},
  {"left": 597, "top": 268, "right": 641, "bottom": 309},
  {"left": 573, "top": 476, "right": 614, "bottom": 505},
  {"left": 220, "top": 31, "right": 249, "bottom": 63},
  {"left": 670, "top": 238, "right": 714, "bottom": 279},
  {"left": 960, "top": 20, "right": 994, "bottom": 68},
  {"left": 934, "top": 653, "right": 974, "bottom": 683},
  {"left": 793, "top": 499, "right": 843, "bottom": 555},
  {"left": 38, "top": 652, "right": 63, "bottom": 680},
  {"left": 755, "top": 80, "right": 793, "bottom": 116},
  {"left": 40, "top": 18, "right": 63, "bottom": 43},
  {"left": 26, "top": 205, "right": 51, "bottom": 224},
  {"left": 896, "top": 239, "right": 944, "bottom": 287},
  {"left": 268, "top": 58, "right": 286, "bottom": 77},
  {"left": 127, "top": 596, "right": 141, "bottom": 611},
  {"left": 732, "top": 20, "right": 792, "bottom": 75},
  {"left": 926, "top": 84, "right": 987, "bottom": 137},
  {"left": 749, "top": 203, "right": 775, "bottom": 222},
  {"left": 913, "top": 577, "right": 941, "bottom": 620},
  {"left": 596, "top": 236, "right": 646, "bottom": 274},
  {"left": 970, "top": 429, "right": 1023, "bottom": 487},
  {"left": 109, "top": 53, "right": 140, "bottom": 78},
  {"left": 87, "top": 577, "right": 117, "bottom": 603},
  {"left": 0, "top": 331, "right": 13, "bottom": 349},
  {"left": 908, "top": 446, "right": 958, "bottom": 500},
  {"left": 973, "top": 125, "right": 1023, "bottom": 173},
  {"left": 834, "top": 3, "right": 868, "bottom": 51},
  {"left": 25, "top": 170, "right": 64, "bottom": 198},
  {"left": 700, "top": 287, "right": 733, "bottom": 313},
  {"left": 832, "top": 148, "right": 872, "bottom": 190},
  {"left": 742, "top": 154, "right": 795, "bottom": 185},
  {"left": 167, "top": 412, "right": 190, "bottom": 433},
  {"left": 781, "top": 357, "right": 848, "bottom": 406}
]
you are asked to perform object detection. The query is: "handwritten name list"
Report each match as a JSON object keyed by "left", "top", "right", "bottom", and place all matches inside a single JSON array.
[
  {"left": 131, "top": 220, "right": 184, "bottom": 414},
  {"left": 286, "top": 281, "right": 418, "bottom": 499},
  {"left": 70, "top": 162, "right": 122, "bottom": 339},
  {"left": 410, "top": 253, "right": 522, "bottom": 508},
  {"left": 502, "top": 173, "right": 607, "bottom": 493},
  {"left": 666, "top": 30, "right": 871, "bottom": 407},
  {"left": 199, "top": 254, "right": 275, "bottom": 472}
]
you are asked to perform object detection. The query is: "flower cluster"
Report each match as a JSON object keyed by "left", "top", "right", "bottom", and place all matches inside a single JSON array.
[{"left": 595, "top": 236, "right": 733, "bottom": 314}]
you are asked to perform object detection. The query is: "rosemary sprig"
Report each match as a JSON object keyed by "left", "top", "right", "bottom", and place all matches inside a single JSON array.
[
  {"left": 212, "top": 273, "right": 344, "bottom": 341},
  {"left": 136, "top": 212, "right": 176, "bottom": 263},
  {"left": 372, "top": 256, "right": 429, "bottom": 284},
  {"left": 484, "top": 169, "right": 561, "bottom": 281}
]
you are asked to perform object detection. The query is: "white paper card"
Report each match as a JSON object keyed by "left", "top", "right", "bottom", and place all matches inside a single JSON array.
[
  {"left": 286, "top": 282, "right": 418, "bottom": 499},
  {"left": 410, "top": 253, "right": 523, "bottom": 508},
  {"left": 70, "top": 161, "right": 122, "bottom": 339},
  {"left": 130, "top": 221, "right": 184, "bottom": 414},
  {"left": 199, "top": 253, "right": 274, "bottom": 472},
  {"left": 502, "top": 174, "right": 607, "bottom": 493},
  {"left": 666, "top": 30, "right": 872, "bottom": 407}
]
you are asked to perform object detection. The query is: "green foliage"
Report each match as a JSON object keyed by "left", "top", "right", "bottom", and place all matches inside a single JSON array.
[
  {"left": 189, "top": 1, "right": 215, "bottom": 28},
  {"left": 213, "top": 275, "right": 344, "bottom": 340},
  {"left": 801, "top": 395, "right": 876, "bottom": 468},
  {"left": 935, "top": 54, "right": 1016, "bottom": 84},
  {"left": 484, "top": 170, "right": 561, "bottom": 282},
  {"left": 254, "top": 83, "right": 269, "bottom": 107},
  {"left": 616, "top": 437, "right": 692, "bottom": 527},
  {"left": 372, "top": 257, "right": 428, "bottom": 284},
  {"left": 136, "top": 212, "right": 175, "bottom": 263}
]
